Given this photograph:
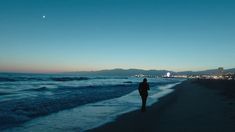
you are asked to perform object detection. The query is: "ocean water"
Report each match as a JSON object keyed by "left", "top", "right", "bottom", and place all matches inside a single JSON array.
[{"left": 0, "top": 73, "right": 183, "bottom": 131}]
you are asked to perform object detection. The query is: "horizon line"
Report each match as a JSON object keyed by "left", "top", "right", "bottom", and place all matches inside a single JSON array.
[{"left": 0, "top": 67, "right": 234, "bottom": 74}]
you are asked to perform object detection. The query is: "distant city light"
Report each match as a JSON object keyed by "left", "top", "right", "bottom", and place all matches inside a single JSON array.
[{"left": 166, "top": 72, "right": 171, "bottom": 77}]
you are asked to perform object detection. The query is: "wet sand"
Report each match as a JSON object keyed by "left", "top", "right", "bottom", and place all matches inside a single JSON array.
[{"left": 88, "top": 80, "right": 235, "bottom": 132}]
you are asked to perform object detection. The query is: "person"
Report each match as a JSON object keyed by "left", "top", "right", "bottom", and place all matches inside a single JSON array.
[{"left": 138, "top": 78, "right": 150, "bottom": 112}]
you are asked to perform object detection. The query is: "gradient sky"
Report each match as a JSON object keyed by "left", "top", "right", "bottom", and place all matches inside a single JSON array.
[{"left": 0, "top": 0, "right": 235, "bottom": 73}]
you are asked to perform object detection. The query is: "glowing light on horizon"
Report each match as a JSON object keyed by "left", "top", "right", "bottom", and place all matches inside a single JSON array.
[{"left": 166, "top": 72, "right": 171, "bottom": 77}]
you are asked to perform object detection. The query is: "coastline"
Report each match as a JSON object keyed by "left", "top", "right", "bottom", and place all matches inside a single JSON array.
[
  {"left": 88, "top": 80, "right": 235, "bottom": 132},
  {"left": 3, "top": 81, "right": 181, "bottom": 132}
]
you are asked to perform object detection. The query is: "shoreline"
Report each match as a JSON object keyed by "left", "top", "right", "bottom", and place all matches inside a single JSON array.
[
  {"left": 3, "top": 82, "right": 181, "bottom": 132},
  {"left": 88, "top": 80, "right": 235, "bottom": 132},
  {"left": 87, "top": 81, "right": 182, "bottom": 132}
]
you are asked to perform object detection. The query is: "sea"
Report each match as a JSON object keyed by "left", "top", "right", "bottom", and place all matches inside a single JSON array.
[{"left": 0, "top": 73, "right": 184, "bottom": 132}]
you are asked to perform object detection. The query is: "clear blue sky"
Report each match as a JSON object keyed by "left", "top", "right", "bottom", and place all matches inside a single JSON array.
[{"left": 0, "top": 0, "right": 235, "bottom": 73}]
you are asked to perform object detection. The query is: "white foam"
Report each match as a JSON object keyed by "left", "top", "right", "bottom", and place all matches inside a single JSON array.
[{"left": 5, "top": 82, "right": 181, "bottom": 132}]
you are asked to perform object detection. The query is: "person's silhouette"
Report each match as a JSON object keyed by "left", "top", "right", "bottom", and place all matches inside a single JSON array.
[{"left": 138, "top": 78, "right": 150, "bottom": 112}]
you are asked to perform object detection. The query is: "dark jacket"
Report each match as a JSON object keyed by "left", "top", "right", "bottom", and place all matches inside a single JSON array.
[{"left": 138, "top": 82, "right": 150, "bottom": 97}]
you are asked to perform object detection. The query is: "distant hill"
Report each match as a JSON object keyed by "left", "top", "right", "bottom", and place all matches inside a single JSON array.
[
  {"left": 64, "top": 68, "right": 173, "bottom": 76},
  {"left": 64, "top": 68, "right": 235, "bottom": 76},
  {"left": 2, "top": 68, "right": 234, "bottom": 76}
]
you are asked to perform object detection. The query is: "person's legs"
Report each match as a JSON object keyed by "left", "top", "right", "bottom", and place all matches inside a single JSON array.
[{"left": 141, "top": 96, "right": 147, "bottom": 112}]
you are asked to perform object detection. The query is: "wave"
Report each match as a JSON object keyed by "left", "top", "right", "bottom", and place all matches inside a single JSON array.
[
  {"left": 50, "top": 76, "right": 128, "bottom": 82},
  {"left": 50, "top": 77, "right": 90, "bottom": 82},
  {"left": 0, "top": 83, "right": 141, "bottom": 130},
  {"left": 0, "top": 77, "right": 16, "bottom": 82},
  {"left": 93, "top": 77, "right": 128, "bottom": 79},
  {"left": 0, "top": 76, "right": 125, "bottom": 82},
  {"left": 0, "top": 77, "right": 45, "bottom": 82},
  {"left": 23, "top": 87, "right": 54, "bottom": 92},
  {"left": 123, "top": 81, "right": 133, "bottom": 84},
  {"left": 0, "top": 92, "right": 11, "bottom": 95},
  {"left": 0, "top": 77, "right": 90, "bottom": 82},
  {"left": 0, "top": 75, "right": 131, "bottom": 83}
]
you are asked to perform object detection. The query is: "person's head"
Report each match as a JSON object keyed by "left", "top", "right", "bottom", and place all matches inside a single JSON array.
[{"left": 143, "top": 78, "right": 147, "bottom": 83}]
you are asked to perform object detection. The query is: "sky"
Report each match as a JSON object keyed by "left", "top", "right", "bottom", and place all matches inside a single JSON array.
[{"left": 0, "top": 0, "right": 235, "bottom": 73}]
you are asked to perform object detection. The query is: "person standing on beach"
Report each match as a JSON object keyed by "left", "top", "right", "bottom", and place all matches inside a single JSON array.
[{"left": 138, "top": 78, "right": 150, "bottom": 112}]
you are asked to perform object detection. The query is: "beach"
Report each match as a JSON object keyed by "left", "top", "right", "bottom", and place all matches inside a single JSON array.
[
  {"left": 0, "top": 74, "right": 182, "bottom": 131},
  {"left": 89, "top": 80, "right": 235, "bottom": 132}
]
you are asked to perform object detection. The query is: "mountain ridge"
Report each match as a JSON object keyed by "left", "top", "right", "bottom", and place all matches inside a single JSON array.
[{"left": 63, "top": 68, "right": 235, "bottom": 76}]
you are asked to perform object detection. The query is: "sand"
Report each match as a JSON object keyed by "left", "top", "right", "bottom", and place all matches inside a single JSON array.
[{"left": 88, "top": 80, "right": 235, "bottom": 132}]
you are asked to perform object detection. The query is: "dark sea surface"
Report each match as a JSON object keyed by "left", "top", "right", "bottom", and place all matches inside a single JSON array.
[{"left": 0, "top": 73, "right": 182, "bottom": 131}]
